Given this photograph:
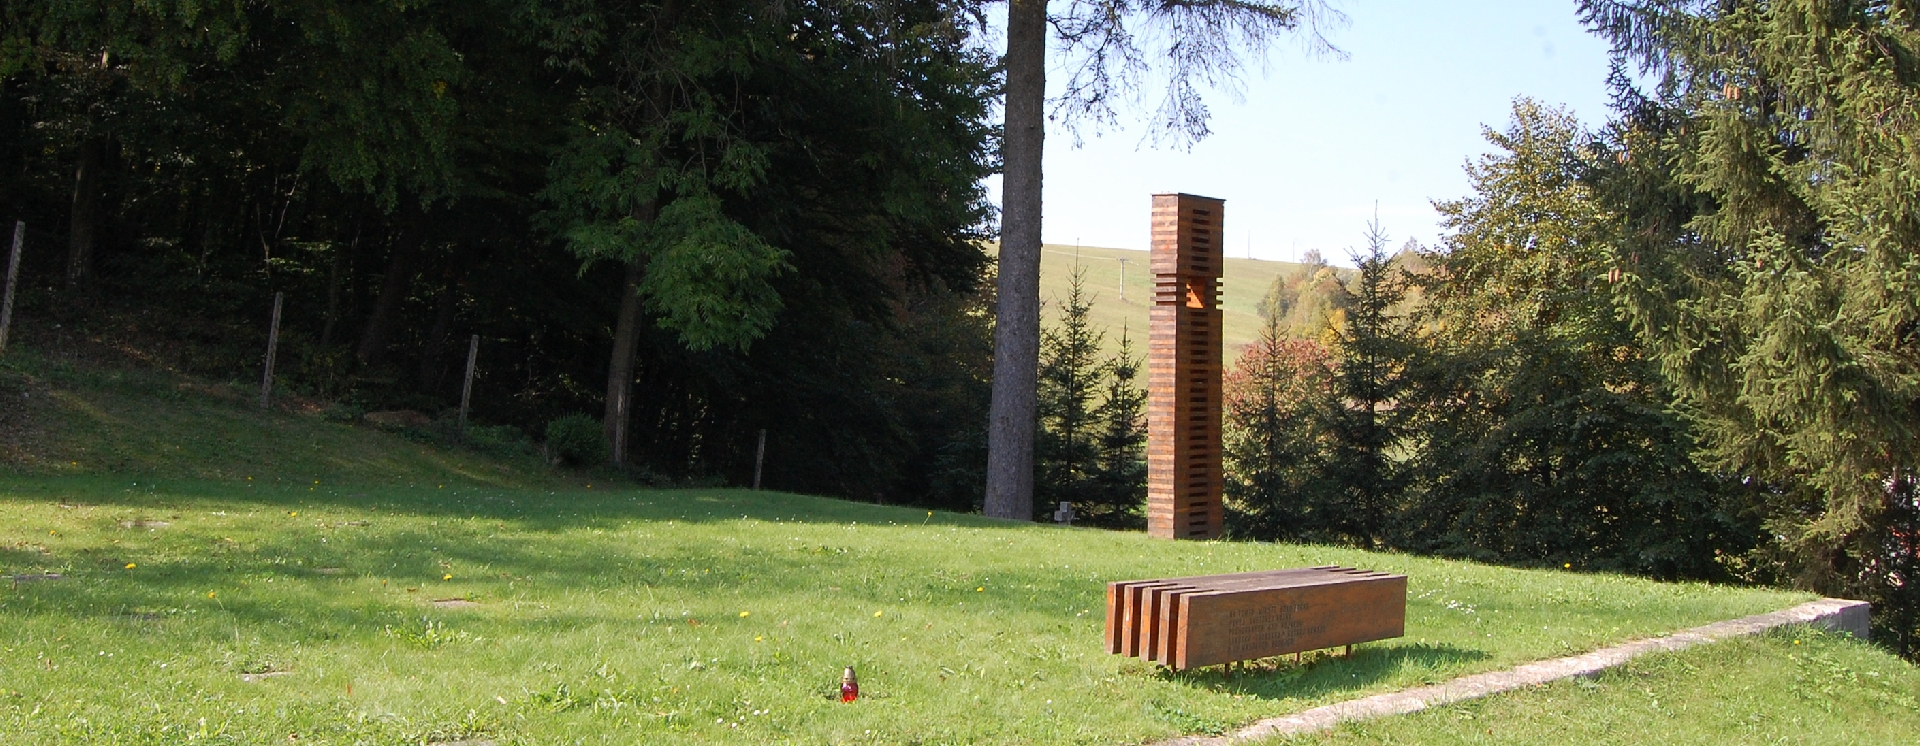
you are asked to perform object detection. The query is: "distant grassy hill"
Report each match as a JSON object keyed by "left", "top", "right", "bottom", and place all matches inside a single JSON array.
[{"left": 1027, "top": 244, "right": 1315, "bottom": 364}]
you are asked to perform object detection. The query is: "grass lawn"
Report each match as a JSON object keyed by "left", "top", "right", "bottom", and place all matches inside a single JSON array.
[
  {"left": 0, "top": 351, "right": 554, "bottom": 486},
  {"left": 1, "top": 477, "right": 1810, "bottom": 745},
  {"left": 1286, "top": 627, "right": 1920, "bottom": 745},
  {"left": 0, "top": 343, "right": 1890, "bottom": 744}
]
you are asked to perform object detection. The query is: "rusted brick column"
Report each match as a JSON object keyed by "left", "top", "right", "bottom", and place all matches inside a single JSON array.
[{"left": 1147, "top": 193, "right": 1224, "bottom": 539}]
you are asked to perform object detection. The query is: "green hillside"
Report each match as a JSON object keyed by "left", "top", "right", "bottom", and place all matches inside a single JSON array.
[{"left": 1032, "top": 244, "right": 1315, "bottom": 364}]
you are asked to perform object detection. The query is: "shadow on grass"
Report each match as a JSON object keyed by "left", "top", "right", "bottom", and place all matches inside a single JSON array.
[
  {"left": 1157, "top": 642, "right": 1492, "bottom": 702},
  {"left": 0, "top": 476, "right": 1006, "bottom": 530},
  {"left": 0, "top": 480, "right": 1118, "bottom": 644}
]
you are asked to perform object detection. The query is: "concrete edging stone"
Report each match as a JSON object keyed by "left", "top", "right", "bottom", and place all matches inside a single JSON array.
[{"left": 1149, "top": 598, "right": 1870, "bottom": 745}]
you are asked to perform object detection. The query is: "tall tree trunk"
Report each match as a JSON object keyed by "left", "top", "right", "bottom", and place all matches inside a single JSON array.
[
  {"left": 984, "top": 0, "right": 1047, "bottom": 520},
  {"left": 320, "top": 222, "right": 360, "bottom": 349},
  {"left": 605, "top": 256, "right": 647, "bottom": 466},
  {"left": 417, "top": 269, "right": 460, "bottom": 389},
  {"left": 356, "top": 232, "right": 418, "bottom": 369},
  {"left": 65, "top": 138, "right": 103, "bottom": 290}
]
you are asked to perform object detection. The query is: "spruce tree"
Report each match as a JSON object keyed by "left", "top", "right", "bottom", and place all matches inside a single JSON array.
[
  {"left": 1581, "top": 0, "right": 1920, "bottom": 654},
  {"left": 1035, "top": 267, "right": 1110, "bottom": 519},
  {"left": 1223, "top": 314, "right": 1337, "bottom": 540},
  {"left": 1323, "top": 221, "right": 1417, "bottom": 545},
  {"left": 1087, "top": 328, "right": 1147, "bottom": 528},
  {"left": 1035, "top": 267, "right": 1149, "bottom": 526},
  {"left": 1409, "top": 99, "right": 1754, "bottom": 579}
]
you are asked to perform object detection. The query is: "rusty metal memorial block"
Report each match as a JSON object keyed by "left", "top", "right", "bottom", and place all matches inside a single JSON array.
[
  {"left": 1105, "top": 566, "right": 1407, "bottom": 671},
  {"left": 1148, "top": 193, "right": 1225, "bottom": 540}
]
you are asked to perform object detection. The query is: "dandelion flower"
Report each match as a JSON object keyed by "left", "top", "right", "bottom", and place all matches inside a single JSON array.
[
  {"left": 739, "top": 611, "right": 750, "bottom": 617},
  {"left": 125, "top": 563, "right": 137, "bottom": 569},
  {"left": 1563, "top": 563, "right": 1571, "bottom": 569},
  {"left": 874, "top": 610, "right": 883, "bottom": 617},
  {"left": 976, "top": 587, "right": 984, "bottom": 592},
  {"left": 208, "top": 591, "right": 216, "bottom": 598},
  {"left": 755, "top": 636, "right": 764, "bottom": 642},
  {"left": 443, "top": 574, "right": 453, "bottom": 580}
]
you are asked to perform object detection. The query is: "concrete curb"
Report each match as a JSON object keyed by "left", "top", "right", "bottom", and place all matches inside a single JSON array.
[{"left": 1150, "top": 598, "right": 1870, "bottom": 745}]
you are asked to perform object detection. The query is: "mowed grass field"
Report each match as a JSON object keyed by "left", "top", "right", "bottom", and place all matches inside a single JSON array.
[
  {"left": 3, "top": 333, "right": 1910, "bottom": 745},
  {"left": 1028, "top": 244, "right": 1312, "bottom": 364},
  {"left": 0, "top": 475, "right": 1811, "bottom": 745}
]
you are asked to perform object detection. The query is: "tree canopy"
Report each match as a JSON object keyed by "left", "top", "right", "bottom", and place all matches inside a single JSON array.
[{"left": 1, "top": 0, "right": 999, "bottom": 503}]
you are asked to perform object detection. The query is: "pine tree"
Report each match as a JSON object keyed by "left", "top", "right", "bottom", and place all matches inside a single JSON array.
[
  {"left": 1035, "top": 267, "right": 1149, "bottom": 526},
  {"left": 1407, "top": 99, "right": 1754, "bottom": 579},
  {"left": 1223, "top": 315, "right": 1337, "bottom": 540},
  {"left": 1581, "top": 0, "right": 1920, "bottom": 654},
  {"left": 1086, "top": 328, "right": 1147, "bottom": 528},
  {"left": 1035, "top": 267, "right": 1110, "bottom": 519},
  {"left": 1324, "top": 221, "right": 1417, "bottom": 545}
]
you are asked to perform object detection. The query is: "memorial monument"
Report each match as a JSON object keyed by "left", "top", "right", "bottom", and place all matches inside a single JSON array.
[
  {"left": 1105, "top": 566, "right": 1409, "bottom": 671},
  {"left": 1147, "top": 193, "right": 1224, "bottom": 540}
]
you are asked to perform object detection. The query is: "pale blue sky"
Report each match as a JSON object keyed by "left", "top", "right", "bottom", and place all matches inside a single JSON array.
[{"left": 994, "top": 1, "right": 1618, "bottom": 262}]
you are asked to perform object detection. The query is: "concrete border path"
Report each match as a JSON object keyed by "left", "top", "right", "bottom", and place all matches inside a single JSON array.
[{"left": 1152, "top": 598, "right": 1870, "bottom": 745}]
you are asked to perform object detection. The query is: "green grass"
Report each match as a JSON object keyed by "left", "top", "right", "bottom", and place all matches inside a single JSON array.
[
  {"left": 1029, "top": 244, "right": 1313, "bottom": 364},
  {"left": 1283, "top": 627, "right": 1920, "bottom": 745},
  {"left": 0, "top": 477, "right": 1809, "bottom": 744},
  {"left": 0, "top": 350, "right": 559, "bottom": 487},
  {"left": 1, "top": 326, "right": 1899, "bottom": 745}
]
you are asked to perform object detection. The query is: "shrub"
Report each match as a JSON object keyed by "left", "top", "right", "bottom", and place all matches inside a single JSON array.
[
  {"left": 544, "top": 414, "right": 607, "bottom": 466},
  {"left": 466, "top": 424, "right": 535, "bottom": 457},
  {"left": 320, "top": 402, "right": 365, "bottom": 423}
]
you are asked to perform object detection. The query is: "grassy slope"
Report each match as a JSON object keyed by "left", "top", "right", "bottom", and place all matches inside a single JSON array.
[
  {"left": 0, "top": 480, "right": 1810, "bottom": 745},
  {"left": 0, "top": 349, "right": 1896, "bottom": 745},
  {"left": 1031, "top": 244, "right": 1308, "bottom": 364},
  {"left": 0, "top": 350, "right": 557, "bottom": 487},
  {"left": 1287, "top": 627, "right": 1920, "bottom": 745}
]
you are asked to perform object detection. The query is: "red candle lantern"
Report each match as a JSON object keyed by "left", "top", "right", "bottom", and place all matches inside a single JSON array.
[{"left": 840, "top": 666, "right": 859, "bottom": 703}]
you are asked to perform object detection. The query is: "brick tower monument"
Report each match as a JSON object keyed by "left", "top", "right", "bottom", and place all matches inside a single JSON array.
[{"left": 1147, "top": 193, "right": 1224, "bottom": 539}]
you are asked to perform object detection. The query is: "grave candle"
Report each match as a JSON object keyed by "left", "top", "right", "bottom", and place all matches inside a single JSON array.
[{"left": 840, "top": 666, "right": 858, "bottom": 702}]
